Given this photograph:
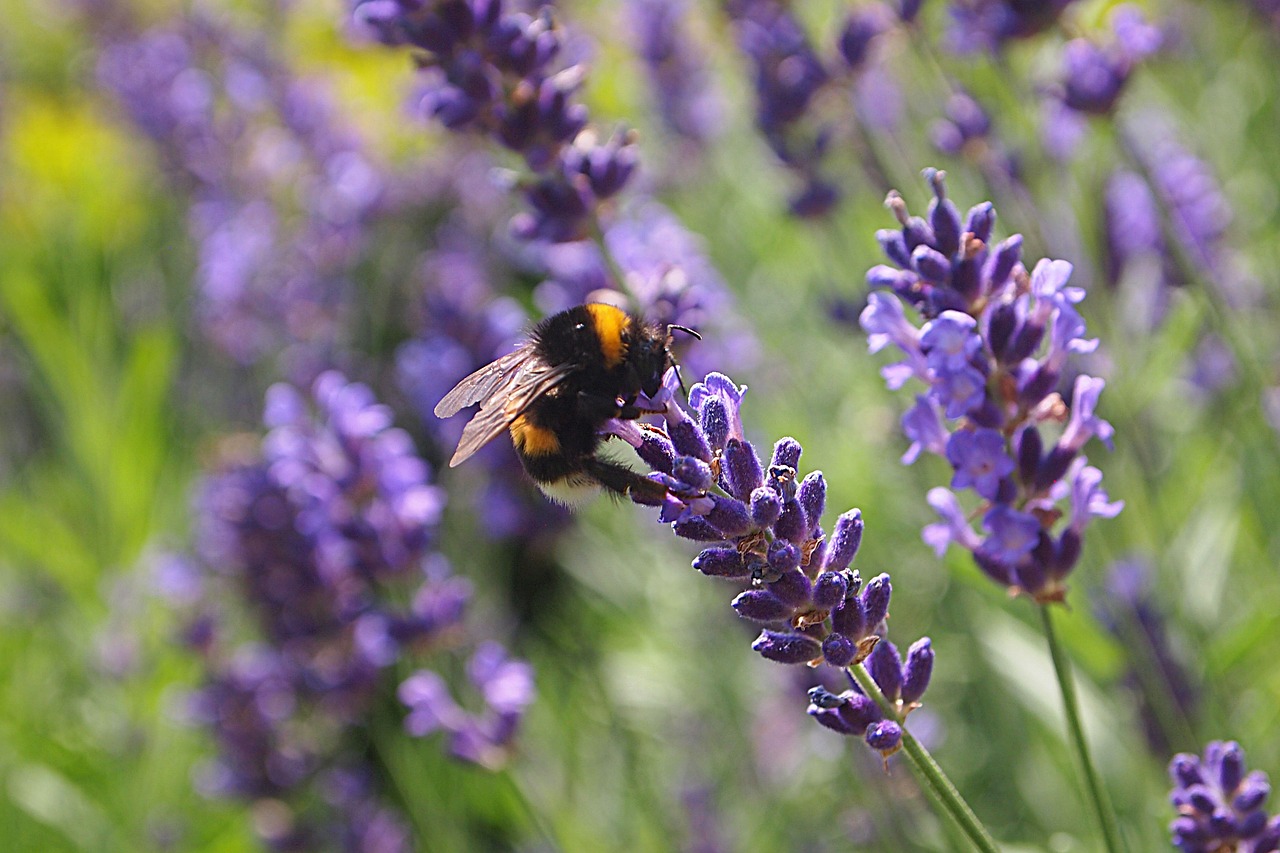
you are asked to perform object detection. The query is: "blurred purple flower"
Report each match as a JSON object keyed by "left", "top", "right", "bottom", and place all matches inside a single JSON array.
[
  {"left": 97, "top": 16, "right": 384, "bottom": 369},
  {"left": 626, "top": 0, "right": 724, "bottom": 143},
  {"left": 947, "top": 0, "right": 1080, "bottom": 53},
  {"left": 1169, "top": 741, "right": 1280, "bottom": 852},
  {"left": 351, "top": 0, "right": 635, "bottom": 243},
  {"left": 1092, "top": 559, "right": 1198, "bottom": 756},
  {"left": 189, "top": 373, "right": 532, "bottom": 848}
]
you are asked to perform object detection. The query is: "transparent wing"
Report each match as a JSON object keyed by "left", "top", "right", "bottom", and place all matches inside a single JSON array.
[
  {"left": 438, "top": 348, "right": 576, "bottom": 467},
  {"left": 434, "top": 344, "right": 538, "bottom": 418}
]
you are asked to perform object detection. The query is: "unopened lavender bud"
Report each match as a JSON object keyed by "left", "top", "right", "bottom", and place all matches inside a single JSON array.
[
  {"left": 673, "top": 516, "right": 726, "bottom": 542},
  {"left": 869, "top": 638, "right": 903, "bottom": 701},
  {"left": 860, "top": 573, "right": 892, "bottom": 629},
  {"left": 750, "top": 487, "right": 782, "bottom": 528},
  {"left": 810, "top": 705, "right": 857, "bottom": 735},
  {"left": 987, "top": 301, "right": 1017, "bottom": 361},
  {"left": 706, "top": 495, "right": 751, "bottom": 537},
  {"left": 1055, "top": 529, "right": 1082, "bottom": 576},
  {"left": 639, "top": 431, "right": 676, "bottom": 473},
  {"left": 807, "top": 685, "right": 845, "bottom": 709},
  {"left": 752, "top": 630, "right": 821, "bottom": 664},
  {"left": 798, "top": 471, "right": 826, "bottom": 536},
  {"left": 1234, "top": 773, "right": 1271, "bottom": 812},
  {"left": 672, "top": 456, "right": 713, "bottom": 490},
  {"left": 769, "top": 568, "right": 811, "bottom": 607},
  {"left": 1017, "top": 426, "right": 1043, "bottom": 484},
  {"left": 701, "top": 397, "right": 730, "bottom": 450},
  {"left": 986, "top": 234, "right": 1022, "bottom": 289},
  {"left": 840, "top": 692, "right": 882, "bottom": 735},
  {"left": 822, "top": 509, "right": 864, "bottom": 571},
  {"left": 774, "top": 500, "right": 808, "bottom": 544},
  {"left": 724, "top": 438, "right": 763, "bottom": 500},
  {"left": 913, "top": 245, "right": 951, "bottom": 284},
  {"left": 901, "top": 637, "right": 934, "bottom": 704},
  {"left": 669, "top": 419, "right": 712, "bottom": 462},
  {"left": 865, "top": 720, "right": 902, "bottom": 753},
  {"left": 812, "top": 571, "right": 848, "bottom": 610},
  {"left": 732, "top": 589, "right": 791, "bottom": 623},
  {"left": 771, "top": 437, "right": 802, "bottom": 470},
  {"left": 822, "top": 633, "right": 857, "bottom": 668},
  {"left": 831, "top": 595, "right": 866, "bottom": 639},
  {"left": 1220, "top": 742, "right": 1246, "bottom": 793},
  {"left": 767, "top": 540, "right": 801, "bottom": 574},
  {"left": 1169, "top": 754, "right": 1204, "bottom": 788},
  {"left": 693, "top": 547, "right": 750, "bottom": 579},
  {"left": 964, "top": 201, "right": 995, "bottom": 245}
]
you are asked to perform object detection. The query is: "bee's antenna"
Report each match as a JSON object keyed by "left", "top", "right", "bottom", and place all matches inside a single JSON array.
[
  {"left": 667, "top": 323, "right": 701, "bottom": 341},
  {"left": 665, "top": 323, "right": 700, "bottom": 396}
]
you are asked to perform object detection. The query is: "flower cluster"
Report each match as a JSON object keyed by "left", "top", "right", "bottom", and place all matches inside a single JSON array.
[
  {"left": 859, "top": 169, "right": 1122, "bottom": 602},
  {"left": 1042, "top": 6, "right": 1162, "bottom": 160},
  {"left": 189, "top": 372, "right": 533, "bottom": 848},
  {"left": 1169, "top": 741, "right": 1280, "bottom": 852},
  {"left": 608, "top": 370, "right": 933, "bottom": 756},
  {"left": 946, "top": 0, "right": 1080, "bottom": 54},
  {"left": 97, "top": 15, "right": 383, "bottom": 368},
  {"left": 351, "top": 0, "right": 636, "bottom": 243},
  {"left": 722, "top": 0, "right": 900, "bottom": 217},
  {"left": 807, "top": 637, "right": 934, "bottom": 755},
  {"left": 625, "top": 0, "right": 722, "bottom": 144}
]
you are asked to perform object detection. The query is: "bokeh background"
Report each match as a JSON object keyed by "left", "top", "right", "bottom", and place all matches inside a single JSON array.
[{"left": 3, "top": 0, "right": 1280, "bottom": 850}]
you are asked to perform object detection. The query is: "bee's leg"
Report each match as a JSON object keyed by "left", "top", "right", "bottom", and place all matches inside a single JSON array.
[{"left": 582, "top": 457, "right": 668, "bottom": 505}]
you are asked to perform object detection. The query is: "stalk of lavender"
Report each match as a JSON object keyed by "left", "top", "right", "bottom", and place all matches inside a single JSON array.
[
  {"left": 188, "top": 372, "right": 533, "bottom": 849},
  {"left": 602, "top": 370, "right": 999, "bottom": 852},
  {"left": 858, "top": 169, "right": 1124, "bottom": 851}
]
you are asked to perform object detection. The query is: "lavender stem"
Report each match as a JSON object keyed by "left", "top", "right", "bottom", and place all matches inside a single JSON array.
[
  {"left": 848, "top": 664, "right": 1001, "bottom": 853},
  {"left": 1039, "top": 603, "right": 1126, "bottom": 853}
]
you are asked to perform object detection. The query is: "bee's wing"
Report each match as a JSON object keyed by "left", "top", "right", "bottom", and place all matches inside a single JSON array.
[
  {"left": 440, "top": 348, "right": 576, "bottom": 467},
  {"left": 434, "top": 344, "right": 539, "bottom": 418}
]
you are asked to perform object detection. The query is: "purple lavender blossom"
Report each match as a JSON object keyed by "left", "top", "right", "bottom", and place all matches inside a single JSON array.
[
  {"left": 399, "top": 641, "right": 535, "bottom": 770},
  {"left": 723, "top": 0, "right": 838, "bottom": 216},
  {"left": 1169, "top": 741, "right": 1280, "bottom": 852},
  {"left": 351, "top": 0, "right": 636, "bottom": 243},
  {"left": 1041, "top": 7, "right": 1162, "bottom": 159},
  {"left": 97, "top": 16, "right": 383, "bottom": 369},
  {"left": 190, "top": 373, "right": 532, "bottom": 848},
  {"left": 860, "top": 170, "right": 1122, "bottom": 602},
  {"left": 625, "top": 0, "right": 723, "bottom": 143},
  {"left": 947, "top": 0, "right": 1080, "bottom": 53},
  {"left": 613, "top": 368, "right": 932, "bottom": 757}
]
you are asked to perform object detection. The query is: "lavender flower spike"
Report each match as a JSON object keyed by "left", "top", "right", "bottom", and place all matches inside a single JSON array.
[
  {"left": 624, "top": 367, "right": 933, "bottom": 758},
  {"left": 859, "top": 170, "right": 1121, "bottom": 603},
  {"left": 1169, "top": 741, "right": 1280, "bottom": 852}
]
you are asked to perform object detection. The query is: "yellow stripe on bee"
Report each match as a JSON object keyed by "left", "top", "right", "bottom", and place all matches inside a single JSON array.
[
  {"left": 510, "top": 414, "right": 561, "bottom": 456},
  {"left": 585, "top": 303, "right": 630, "bottom": 369}
]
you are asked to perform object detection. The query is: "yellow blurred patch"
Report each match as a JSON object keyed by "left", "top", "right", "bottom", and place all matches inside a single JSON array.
[{"left": 2, "top": 92, "right": 151, "bottom": 247}]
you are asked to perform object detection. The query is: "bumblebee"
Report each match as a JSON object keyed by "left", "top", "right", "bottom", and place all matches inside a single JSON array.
[{"left": 434, "top": 303, "right": 696, "bottom": 504}]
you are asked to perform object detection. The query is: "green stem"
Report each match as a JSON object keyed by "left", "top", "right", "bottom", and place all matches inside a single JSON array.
[
  {"left": 1038, "top": 604, "right": 1125, "bottom": 853},
  {"left": 848, "top": 665, "right": 1001, "bottom": 853}
]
